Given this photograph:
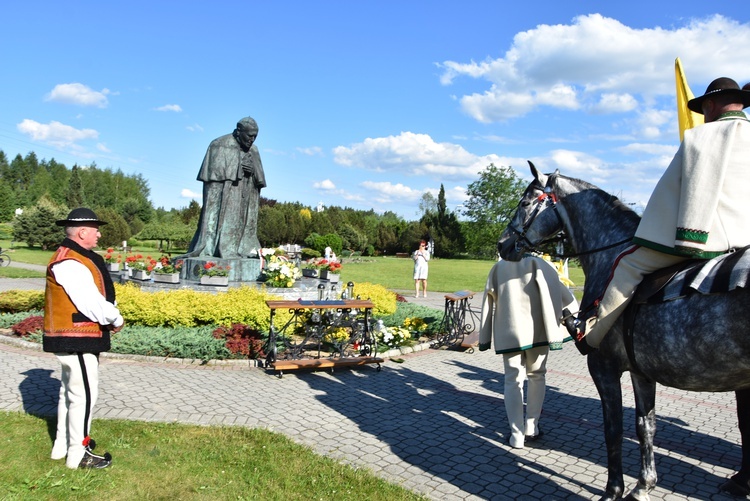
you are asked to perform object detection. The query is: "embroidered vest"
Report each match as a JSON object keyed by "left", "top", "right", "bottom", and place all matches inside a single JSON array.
[{"left": 43, "top": 245, "right": 112, "bottom": 353}]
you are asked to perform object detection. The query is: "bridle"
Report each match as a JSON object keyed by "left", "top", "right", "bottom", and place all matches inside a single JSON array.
[
  {"left": 506, "top": 185, "right": 565, "bottom": 253},
  {"left": 506, "top": 183, "right": 631, "bottom": 258}
]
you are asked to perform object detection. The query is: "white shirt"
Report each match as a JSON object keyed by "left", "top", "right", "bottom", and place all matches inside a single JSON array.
[{"left": 51, "top": 260, "right": 124, "bottom": 328}]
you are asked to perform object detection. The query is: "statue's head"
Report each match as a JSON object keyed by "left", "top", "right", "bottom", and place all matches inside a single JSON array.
[{"left": 234, "top": 117, "right": 259, "bottom": 151}]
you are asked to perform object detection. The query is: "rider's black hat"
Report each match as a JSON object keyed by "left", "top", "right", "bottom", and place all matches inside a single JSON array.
[{"left": 687, "top": 77, "right": 750, "bottom": 114}]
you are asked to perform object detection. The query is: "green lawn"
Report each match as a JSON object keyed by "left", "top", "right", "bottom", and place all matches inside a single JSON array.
[
  {"left": 341, "top": 256, "right": 495, "bottom": 293},
  {"left": 341, "top": 256, "right": 584, "bottom": 300},
  {"left": 0, "top": 412, "right": 425, "bottom": 500}
]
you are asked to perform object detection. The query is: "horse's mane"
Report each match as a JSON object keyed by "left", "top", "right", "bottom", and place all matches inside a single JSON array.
[{"left": 557, "top": 173, "right": 640, "bottom": 224}]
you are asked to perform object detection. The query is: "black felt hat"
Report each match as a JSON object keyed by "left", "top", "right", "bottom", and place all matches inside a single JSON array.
[
  {"left": 687, "top": 77, "right": 750, "bottom": 114},
  {"left": 55, "top": 207, "right": 108, "bottom": 227}
]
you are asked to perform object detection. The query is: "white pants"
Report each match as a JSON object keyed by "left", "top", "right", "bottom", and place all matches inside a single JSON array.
[
  {"left": 503, "top": 345, "right": 548, "bottom": 448},
  {"left": 585, "top": 246, "right": 688, "bottom": 348},
  {"left": 51, "top": 352, "right": 99, "bottom": 468}
]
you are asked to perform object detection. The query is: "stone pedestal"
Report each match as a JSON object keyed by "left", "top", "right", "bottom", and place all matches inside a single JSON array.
[{"left": 180, "top": 257, "right": 262, "bottom": 283}]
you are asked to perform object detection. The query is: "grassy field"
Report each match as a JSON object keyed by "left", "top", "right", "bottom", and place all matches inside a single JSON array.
[
  {"left": 0, "top": 412, "right": 425, "bottom": 500},
  {"left": 342, "top": 256, "right": 584, "bottom": 300}
]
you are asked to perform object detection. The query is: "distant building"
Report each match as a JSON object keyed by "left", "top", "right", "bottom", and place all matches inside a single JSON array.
[{"left": 316, "top": 201, "right": 325, "bottom": 212}]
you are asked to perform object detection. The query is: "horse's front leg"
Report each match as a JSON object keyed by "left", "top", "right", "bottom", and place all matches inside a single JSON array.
[
  {"left": 628, "top": 373, "right": 657, "bottom": 500},
  {"left": 588, "top": 352, "right": 625, "bottom": 500},
  {"left": 720, "top": 388, "right": 750, "bottom": 496}
]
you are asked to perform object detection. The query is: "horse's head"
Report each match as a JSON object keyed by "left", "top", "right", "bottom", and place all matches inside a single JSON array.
[{"left": 498, "top": 161, "right": 566, "bottom": 261}]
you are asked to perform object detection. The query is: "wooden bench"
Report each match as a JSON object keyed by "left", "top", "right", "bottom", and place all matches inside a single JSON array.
[
  {"left": 395, "top": 252, "right": 411, "bottom": 258},
  {"left": 265, "top": 299, "right": 384, "bottom": 377},
  {"left": 272, "top": 357, "right": 384, "bottom": 373}
]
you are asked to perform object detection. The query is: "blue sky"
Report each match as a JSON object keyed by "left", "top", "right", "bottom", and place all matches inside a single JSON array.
[{"left": 1, "top": 2, "right": 749, "bottom": 219}]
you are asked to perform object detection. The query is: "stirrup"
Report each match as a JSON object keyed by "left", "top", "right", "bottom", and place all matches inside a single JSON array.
[{"left": 562, "top": 308, "right": 595, "bottom": 355}]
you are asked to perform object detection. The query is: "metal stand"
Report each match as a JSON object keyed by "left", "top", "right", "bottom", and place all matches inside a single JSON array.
[{"left": 434, "top": 290, "right": 481, "bottom": 352}]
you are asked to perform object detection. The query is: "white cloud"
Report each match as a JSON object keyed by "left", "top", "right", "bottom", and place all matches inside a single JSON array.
[
  {"left": 297, "top": 146, "right": 323, "bottom": 156},
  {"left": 186, "top": 124, "right": 204, "bottom": 132},
  {"left": 617, "top": 143, "right": 675, "bottom": 156},
  {"left": 45, "top": 83, "right": 110, "bottom": 108},
  {"left": 96, "top": 143, "right": 111, "bottom": 153},
  {"left": 333, "top": 131, "right": 506, "bottom": 180},
  {"left": 314, "top": 179, "right": 336, "bottom": 190},
  {"left": 591, "top": 93, "right": 638, "bottom": 114},
  {"left": 181, "top": 188, "right": 200, "bottom": 198},
  {"left": 155, "top": 104, "right": 182, "bottom": 112},
  {"left": 438, "top": 14, "right": 750, "bottom": 122},
  {"left": 17, "top": 119, "right": 98, "bottom": 147}
]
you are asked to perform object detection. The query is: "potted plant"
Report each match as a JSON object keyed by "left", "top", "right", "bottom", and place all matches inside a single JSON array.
[
  {"left": 302, "top": 259, "right": 324, "bottom": 278},
  {"left": 103, "top": 248, "right": 121, "bottom": 272},
  {"left": 125, "top": 254, "right": 156, "bottom": 281},
  {"left": 319, "top": 259, "right": 342, "bottom": 283},
  {"left": 200, "top": 261, "right": 231, "bottom": 286},
  {"left": 262, "top": 255, "right": 302, "bottom": 288},
  {"left": 153, "top": 255, "right": 183, "bottom": 284}
]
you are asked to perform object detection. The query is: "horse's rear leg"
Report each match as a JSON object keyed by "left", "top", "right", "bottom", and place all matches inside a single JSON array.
[
  {"left": 720, "top": 388, "right": 750, "bottom": 496},
  {"left": 628, "top": 373, "right": 657, "bottom": 500},
  {"left": 589, "top": 353, "right": 625, "bottom": 501}
]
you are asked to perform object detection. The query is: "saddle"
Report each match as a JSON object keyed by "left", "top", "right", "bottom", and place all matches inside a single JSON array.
[{"left": 622, "top": 245, "right": 750, "bottom": 367}]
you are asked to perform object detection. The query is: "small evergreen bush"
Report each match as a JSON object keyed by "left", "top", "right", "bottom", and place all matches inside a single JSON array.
[
  {"left": 0, "top": 290, "right": 45, "bottom": 313},
  {"left": 110, "top": 325, "right": 230, "bottom": 361},
  {"left": 0, "top": 310, "right": 43, "bottom": 328},
  {"left": 351, "top": 282, "right": 397, "bottom": 316},
  {"left": 378, "top": 302, "right": 443, "bottom": 334},
  {"left": 114, "top": 284, "right": 292, "bottom": 329}
]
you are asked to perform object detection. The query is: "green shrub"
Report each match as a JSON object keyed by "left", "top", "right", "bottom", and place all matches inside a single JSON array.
[
  {"left": 300, "top": 247, "right": 320, "bottom": 260},
  {"left": 0, "top": 309, "right": 43, "bottom": 328},
  {"left": 114, "top": 283, "right": 291, "bottom": 330},
  {"left": 377, "top": 302, "right": 443, "bottom": 334},
  {"left": 0, "top": 290, "right": 45, "bottom": 312},
  {"left": 351, "top": 282, "right": 397, "bottom": 317},
  {"left": 110, "top": 325, "right": 230, "bottom": 361}
]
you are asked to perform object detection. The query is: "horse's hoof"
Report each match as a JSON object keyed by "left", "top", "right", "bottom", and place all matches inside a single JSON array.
[{"left": 720, "top": 476, "right": 750, "bottom": 497}]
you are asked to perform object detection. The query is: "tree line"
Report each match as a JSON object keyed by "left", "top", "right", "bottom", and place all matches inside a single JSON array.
[{"left": 0, "top": 150, "right": 525, "bottom": 259}]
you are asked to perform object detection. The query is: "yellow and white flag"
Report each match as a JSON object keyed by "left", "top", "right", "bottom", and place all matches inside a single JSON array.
[{"left": 675, "top": 57, "right": 703, "bottom": 141}]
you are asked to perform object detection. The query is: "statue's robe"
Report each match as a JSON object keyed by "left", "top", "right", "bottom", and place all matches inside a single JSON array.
[{"left": 186, "top": 133, "right": 267, "bottom": 258}]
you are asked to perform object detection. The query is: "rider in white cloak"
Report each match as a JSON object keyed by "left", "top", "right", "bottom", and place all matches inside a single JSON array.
[{"left": 570, "top": 78, "right": 750, "bottom": 351}]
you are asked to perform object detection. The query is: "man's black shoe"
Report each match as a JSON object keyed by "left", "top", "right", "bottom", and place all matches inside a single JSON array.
[
  {"left": 562, "top": 308, "right": 595, "bottom": 355},
  {"left": 79, "top": 449, "right": 112, "bottom": 469},
  {"left": 720, "top": 474, "right": 750, "bottom": 496},
  {"left": 524, "top": 429, "right": 544, "bottom": 443}
]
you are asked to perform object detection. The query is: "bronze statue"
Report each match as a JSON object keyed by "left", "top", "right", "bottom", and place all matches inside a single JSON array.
[{"left": 184, "top": 117, "right": 266, "bottom": 258}]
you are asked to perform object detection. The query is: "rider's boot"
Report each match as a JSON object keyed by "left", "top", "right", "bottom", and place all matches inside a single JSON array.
[{"left": 562, "top": 308, "right": 595, "bottom": 355}]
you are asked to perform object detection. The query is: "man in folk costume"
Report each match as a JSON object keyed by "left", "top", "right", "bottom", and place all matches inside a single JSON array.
[
  {"left": 44, "top": 208, "right": 123, "bottom": 469},
  {"left": 479, "top": 255, "right": 578, "bottom": 449},
  {"left": 566, "top": 77, "right": 750, "bottom": 352}
]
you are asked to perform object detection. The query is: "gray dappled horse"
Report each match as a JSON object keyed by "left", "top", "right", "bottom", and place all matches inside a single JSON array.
[{"left": 497, "top": 162, "right": 750, "bottom": 501}]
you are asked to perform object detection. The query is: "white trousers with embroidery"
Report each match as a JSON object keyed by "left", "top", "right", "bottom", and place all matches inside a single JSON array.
[
  {"left": 51, "top": 352, "right": 99, "bottom": 469},
  {"left": 585, "top": 246, "right": 688, "bottom": 348},
  {"left": 503, "top": 345, "right": 548, "bottom": 448}
]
